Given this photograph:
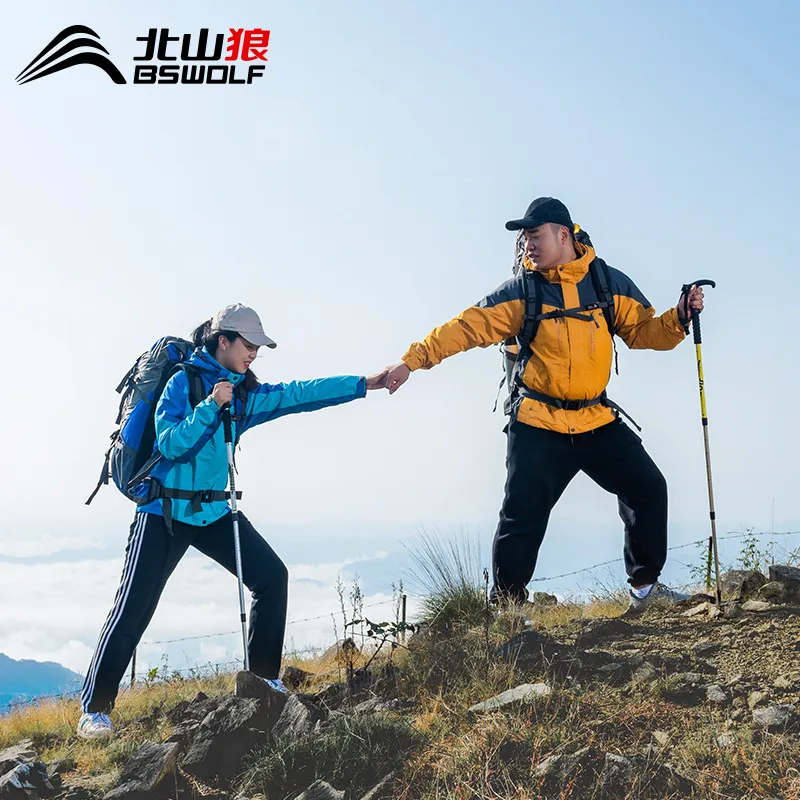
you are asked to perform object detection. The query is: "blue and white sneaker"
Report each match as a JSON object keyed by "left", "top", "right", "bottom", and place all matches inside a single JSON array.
[
  {"left": 262, "top": 678, "right": 289, "bottom": 694},
  {"left": 77, "top": 711, "right": 113, "bottom": 740}
]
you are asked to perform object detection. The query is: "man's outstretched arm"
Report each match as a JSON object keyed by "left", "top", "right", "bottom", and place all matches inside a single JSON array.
[{"left": 384, "top": 277, "right": 525, "bottom": 394}]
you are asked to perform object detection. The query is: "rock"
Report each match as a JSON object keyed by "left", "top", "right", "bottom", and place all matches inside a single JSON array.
[
  {"left": 758, "top": 582, "right": 787, "bottom": 603},
  {"left": 683, "top": 602, "right": 713, "bottom": 618},
  {"left": 706, "top": 685, "right": 729, "bottom": 705},
  {"left": 533, "top": 747, "right": 603, "bottom": 794},
  {"left": 722, "top": 603, "right": 742, "bottom": 619},
  {"left": 350, "top": 697, "right": 382, "bottom": 716},
  {"left": 182, "top": 696, "right": 273, "bottom": 782},
  {"left": 774, "top": 675, "right": 795, "bottom": 690},
  {"left": 533, "top": 592, "right": 558, "bottom": 607},
  {"left": 692, "top": 640, "right": 721, "bottom": 657},
  {"left": 359, "top": 773, "right": 394, "bottom": 800},
  {"left": 235, "top": 671, "right": 284, "bottom": 705},
  {"left": 280, "top": 665, "right": 312, "bottom": 691},
  {"left": 272, "top": 695, "right": 326, "bottom": 740},
  {"left": 721, "top": 570, "right": 767, "bottom": 600},
  {"left": 768, "top": 564, "right": 800, "bottom": 586},
  {"left": 165, "top": 693, "right": 223, "bottom": 745},
  {"left": 0, "top": 762, "right": 55, "bottom": 799},
  {"left": 0, "top": 742, "right": 37, "bottom": 775},
  {"left": 741, "top": 600, "right": 774, "bottom": 613},
  {"left": 631, "top": 662, "right": 659, "bottom": 684},
  {"left": 713, "top": 731, "right": 736, "bottom": 747},
  {"left": 597, "top": 753, "right": 634, "bottom": 797},
  {"left": 44, "top": 758, "right": 75, "bottom": 780},
  {"left": 752, "top": 704, "right": 797, "bottom": 732},
  {"left": 104, "top": 742, "right": 179, "bottom": 800},
  {"left": 296, "top": 781, "right": 345, "bottom": 800},
  {"left": 467, "top": 683, "right": 552, "bottom": 715},
  {"left": 748, "top": 690, "right": 768, "bottom": 709}
]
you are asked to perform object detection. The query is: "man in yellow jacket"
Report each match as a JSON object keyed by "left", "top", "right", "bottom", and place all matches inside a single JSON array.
[{"left": 383, "top": 197, "right": 705, "bottom": 615}]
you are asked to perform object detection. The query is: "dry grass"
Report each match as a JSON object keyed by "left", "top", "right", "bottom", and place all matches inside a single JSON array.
[
  {"left": 0, "top": 672, "right": 235, "bottom": 782},
  {"left": 4, "top": 589, "right": 800, "bottom": 799}
]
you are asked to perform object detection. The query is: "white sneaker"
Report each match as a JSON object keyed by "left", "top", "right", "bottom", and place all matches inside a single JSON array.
[
  {"left": 624, "top": 582, "right": 692, "bottom": 616},
  {"left": 263, "top": 678, "right": 289, "bottom": 694},
  {"left": 77, "top": 712, "right": 113, "bottom": 740}
]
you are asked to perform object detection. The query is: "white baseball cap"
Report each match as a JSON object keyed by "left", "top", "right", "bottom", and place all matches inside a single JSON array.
[{"left": 210, "top": 303, "right": 277, "bottom": 349}]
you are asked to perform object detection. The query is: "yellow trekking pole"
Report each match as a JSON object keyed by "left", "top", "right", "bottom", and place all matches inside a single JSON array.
[{"left": 682, "top": 279, "right": 721, "bottom": 606}]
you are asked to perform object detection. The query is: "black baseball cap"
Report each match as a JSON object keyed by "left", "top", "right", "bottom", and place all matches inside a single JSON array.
[{"left": 505, "top": 196, "right": 573, "bottom": 232}]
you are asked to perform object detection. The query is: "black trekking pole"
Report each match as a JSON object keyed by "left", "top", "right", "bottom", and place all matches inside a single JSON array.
[
  {"left": 681, "top": 279, "right": 721, "bottom": 607},
  {"left": 221, "top": 384, "right": 250, "bottom": 672}
]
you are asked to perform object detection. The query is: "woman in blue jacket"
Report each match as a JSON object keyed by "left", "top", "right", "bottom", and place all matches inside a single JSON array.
[{"left": 78, "top": 303, "right": 387, "bottom": 739}]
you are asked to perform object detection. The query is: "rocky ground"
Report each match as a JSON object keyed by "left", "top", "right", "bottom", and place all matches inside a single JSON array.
[{"left": 3, "top": 565, "right": 800, "bottom": 800}]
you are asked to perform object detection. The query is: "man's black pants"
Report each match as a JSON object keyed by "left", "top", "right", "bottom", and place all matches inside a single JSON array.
[
  {"left": 491, "top": 418, "right": 668, "bottom": 603},
  {"left": 80, "top": 510, "right": 288, "bottom": 713}
]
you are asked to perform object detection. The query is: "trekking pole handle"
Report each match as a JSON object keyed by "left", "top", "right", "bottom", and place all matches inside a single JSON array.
[
  {"left": 219, "top": 379, "right": 233, "bottom": 444},
  {"left": 681, "top": 279, "right": 716, "bottom": 344}
]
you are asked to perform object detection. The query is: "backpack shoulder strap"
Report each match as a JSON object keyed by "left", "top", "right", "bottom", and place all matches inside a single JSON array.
[
  {"left": 588, "top": 257, "right": 616, "bottom": 336},
  {"left": 176, "top": 363, "right": 206, "bottom": 409},
  {"left": 517, "top": 266, "right": 544, "bottom": 350},
  {"left": 589, "top": 257, "right": 620, "bottom": 374}
]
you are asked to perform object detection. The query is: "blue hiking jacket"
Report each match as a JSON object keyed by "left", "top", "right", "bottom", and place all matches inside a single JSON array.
[{"left": 135, "top": 346, "right": 366, "bottom": 525}]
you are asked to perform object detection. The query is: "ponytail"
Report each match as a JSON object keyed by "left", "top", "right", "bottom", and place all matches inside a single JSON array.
[{"left": 191, "top": 318, "right": 214, "bottom": 349}]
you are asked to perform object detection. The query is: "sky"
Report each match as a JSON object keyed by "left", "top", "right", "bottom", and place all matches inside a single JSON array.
[{"left": 0, "top": 0, "right": 798, "bottom": 679}]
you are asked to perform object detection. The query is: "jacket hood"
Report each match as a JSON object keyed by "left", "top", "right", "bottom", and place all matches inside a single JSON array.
[{"left": 187, "top": 347, "right": 247, "bottom": 388}]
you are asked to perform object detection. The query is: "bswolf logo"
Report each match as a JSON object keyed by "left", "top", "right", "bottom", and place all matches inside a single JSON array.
[{"left": 16, "top": 26, "right": 270, "bottom": 86}]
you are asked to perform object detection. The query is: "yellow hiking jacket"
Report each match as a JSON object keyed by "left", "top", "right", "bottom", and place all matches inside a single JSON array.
[{"left": 401, "top": 243, "right": 687, "bottom": 434}]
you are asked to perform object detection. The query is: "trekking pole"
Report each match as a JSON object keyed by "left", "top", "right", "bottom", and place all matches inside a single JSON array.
[
  {"left": 681, "top": 280, "right": 721, "bottom": 607},
  {"left": 221, "top": 385, "right": 250, "bottom": 672}
]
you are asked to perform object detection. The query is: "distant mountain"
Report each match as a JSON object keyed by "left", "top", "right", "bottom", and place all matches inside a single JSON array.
[{"left": 0, "top": 653, "right": 82, "bottom": 709}]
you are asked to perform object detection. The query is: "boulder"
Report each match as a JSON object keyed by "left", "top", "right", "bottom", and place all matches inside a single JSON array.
[
  {"left": 468, "top": 683, "right": 551, "bottom": 715},
  {"left": 181, "top": 696, "right": 272, "bottom": 783},
  {"left": 0, "top": 743, "right": 37, "bottom": 777},
  {"left": 752, "top": 704, "right": 797, "bottom": 732},
  {"left": 280, "top": 665, "right": 312, "bottom": 691},
  {"left": 104, "top": 742, "right": 179, "bottom": 800},
  {"left": 741, "top": 600, "right": 773, "bottom": 613},
  {"left": 768, "top": 564, "right": 800, "bottom": 586},
  {"left": 721, "top": 570, "right": 767, "bottom": 600},
  {"left": 0, "top": 762, "right": 55, "bottom": 800},
  {"left": 271, "top": 695, "right": 326, "bottom": 740},
  {"left": 757, "top": 582, "right": 787, "bottom": 603}
]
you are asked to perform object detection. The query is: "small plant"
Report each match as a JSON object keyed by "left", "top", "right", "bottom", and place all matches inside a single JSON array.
[{"left": 738, "top": 528, "right": 770, "bottom": 573}]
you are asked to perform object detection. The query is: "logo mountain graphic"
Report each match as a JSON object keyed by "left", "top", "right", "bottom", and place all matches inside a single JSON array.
[{"left": 16, "top": 25, "right": 127, "bottom": 85}]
